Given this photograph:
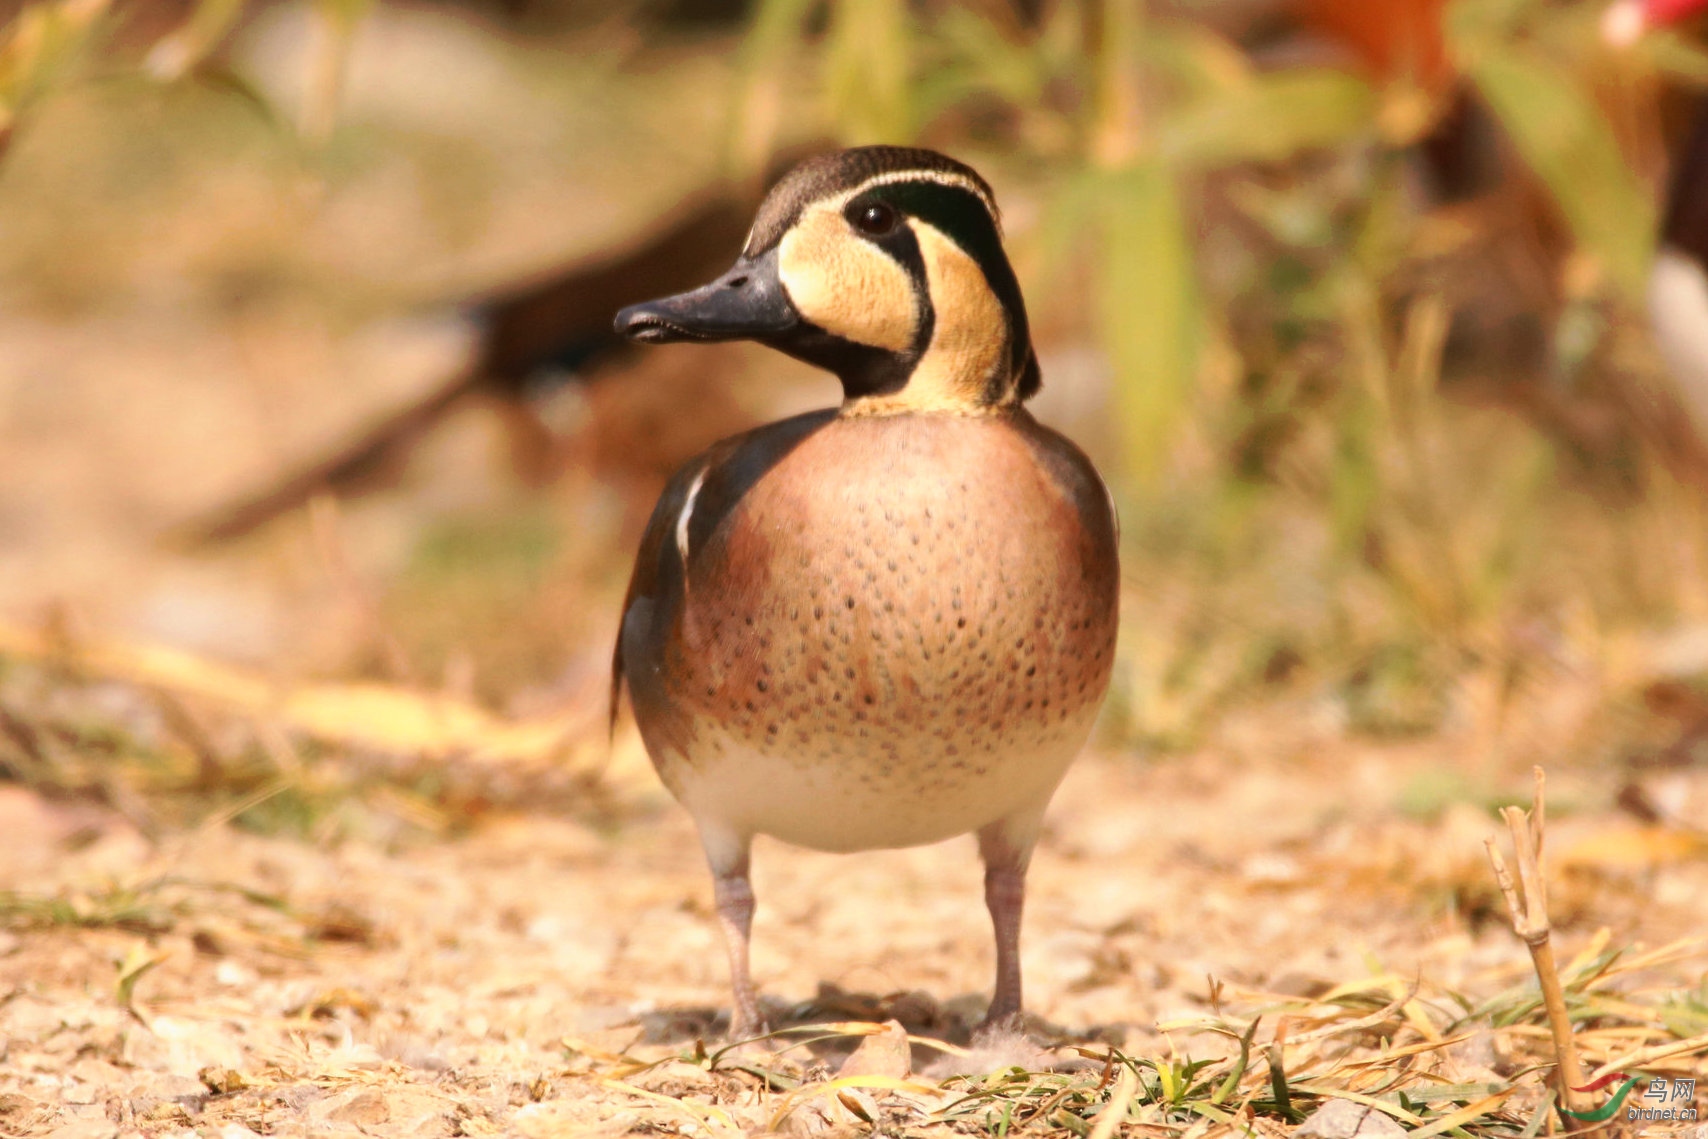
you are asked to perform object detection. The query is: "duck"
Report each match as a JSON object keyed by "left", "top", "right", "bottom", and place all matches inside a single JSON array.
[
  {"left": 1603, "top": 0, "right": 1708, "bottom": 442},
  {"left": 609, "top": 146, "right": 1120, "bottom": 1037},
  {"left": 179, "top": 145, "right": 826, "bottom": 546},
  {"left": 1649, "top": 107, "right": 1708, "bottom": 435}
]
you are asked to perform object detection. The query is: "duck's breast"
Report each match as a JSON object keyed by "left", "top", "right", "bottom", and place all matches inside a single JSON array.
[{"left": 629, "top": 410, "right": 1119, "bottom": 850}]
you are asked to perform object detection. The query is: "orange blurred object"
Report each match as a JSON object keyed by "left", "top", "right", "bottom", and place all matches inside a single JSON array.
[{"left": 1292, "top": 0, "right": 1454, "bottom": 87}]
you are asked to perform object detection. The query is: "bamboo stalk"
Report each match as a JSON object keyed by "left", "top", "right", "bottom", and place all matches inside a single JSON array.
[{"left": 1483, "top": 767, "right": 1601, "bottom": 1135}]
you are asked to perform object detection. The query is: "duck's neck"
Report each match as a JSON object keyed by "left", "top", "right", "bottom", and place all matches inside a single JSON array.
[{"left": 839, "top": 221, "right": 1033, "bottom": 416}]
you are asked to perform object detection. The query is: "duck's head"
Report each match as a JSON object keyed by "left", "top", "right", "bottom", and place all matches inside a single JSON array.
[{"left": 614, "top": 146, "right": 1038, "bottom": 414}]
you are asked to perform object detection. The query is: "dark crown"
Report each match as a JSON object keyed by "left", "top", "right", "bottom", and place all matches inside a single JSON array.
[{"left": 744, "top": 146, "right": 1000, "bottom": 257}]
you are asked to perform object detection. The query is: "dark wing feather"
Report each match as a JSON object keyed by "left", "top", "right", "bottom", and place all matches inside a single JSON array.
[
  {"left": 610, "top": 408, "right": 839, "bottom": 736},
  {"left": 610, "top": 456, "right": 706, "bottom": 738}
]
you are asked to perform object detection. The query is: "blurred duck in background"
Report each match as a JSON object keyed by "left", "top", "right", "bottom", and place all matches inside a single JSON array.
[
  {"left": 1603, "top": 0, "right": 1708, "bottom": 438},
  {"left": 182, "top": 0, "right": 1529, "bottom": 550},
  {"left": 180, "top": 146, "right": 824, "bottom": 546}
]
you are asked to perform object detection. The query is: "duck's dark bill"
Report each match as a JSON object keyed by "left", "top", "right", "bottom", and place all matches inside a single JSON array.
[{"left": 614, "top": 248, "right": 797, "bottom": 344}]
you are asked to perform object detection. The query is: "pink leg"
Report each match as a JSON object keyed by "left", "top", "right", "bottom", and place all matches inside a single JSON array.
[
  {"left": 701, "top": 826, "right": 764, "bottom": 1037},
  {"left": 977, "top": 821, "right": 1034, "bottom": 1031}
]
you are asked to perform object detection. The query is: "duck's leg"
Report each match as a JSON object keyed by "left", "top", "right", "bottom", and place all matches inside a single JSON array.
[
  {"left": 700, "top": 823, "right": 764, "bottom": 1037},
  {"left": 976, "top": 810, "right": 1043, "bottom": 1032}
]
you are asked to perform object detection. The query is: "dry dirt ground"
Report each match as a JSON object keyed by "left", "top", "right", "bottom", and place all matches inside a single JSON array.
[{"left": 3, "top": 719, "right": 1706, "bottom": 1139}]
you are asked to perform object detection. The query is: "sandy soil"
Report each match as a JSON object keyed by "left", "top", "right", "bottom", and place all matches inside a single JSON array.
[{"left": 3, "top": 727, "right": 1705, "bottom": 1138}]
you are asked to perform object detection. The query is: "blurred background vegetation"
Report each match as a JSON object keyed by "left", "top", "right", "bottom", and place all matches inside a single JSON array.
[{"left": 4, "top": 0, "right": 1708, "bottom": 831}]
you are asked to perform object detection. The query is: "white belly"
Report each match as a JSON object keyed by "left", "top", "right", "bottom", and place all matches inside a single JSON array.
[{"left": 660, "top": 702, "right": 1098, "bottom": 852}]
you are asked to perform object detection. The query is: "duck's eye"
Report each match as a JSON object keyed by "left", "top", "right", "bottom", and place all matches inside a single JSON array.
[{"left": 851, "top": 202, "right": 898, "bottom": 236}]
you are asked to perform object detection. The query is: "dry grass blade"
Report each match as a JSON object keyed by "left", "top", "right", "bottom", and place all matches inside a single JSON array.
[
  {"left": 1589, "top": 1031, "right": 1708, "bottom": 1081},
  {"left": 766, "top": 1073, "right": 942, "bottom": 1131},
  {"left": 1457, "top": 33, "right": 1654, "bottom": 300},
  {"left": 1406, "top": 1088, "right": 1519, "bottom": 1139},
  {"left": 598, "top": 1077, "right": 743, "bottom": 1137},
  {"left": 1086, "top": 1066, "right": 1139, "bottom": 1139},
  {"left": 0, "top": 618, "right": 585, "bottom": 767}
]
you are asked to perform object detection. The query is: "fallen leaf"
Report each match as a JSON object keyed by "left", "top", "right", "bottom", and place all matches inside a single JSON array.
[
  {"left": 835, "top": 1018, "right": 910, "bottom": 1080},
  {"left": 1561, "top": 826, "right": 1708, "bottom": 872}
]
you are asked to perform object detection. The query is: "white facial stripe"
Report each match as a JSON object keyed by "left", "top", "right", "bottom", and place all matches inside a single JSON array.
[
  {"left": 790, "top": 171, "right": 998, "bottom": 240},
  {"left": 845, "top": 170, "right": 1001, "bottom": 233},
  {"left": 675, "top": 466, "right": 709, "bottom": 567},
  {"left": 747, "top": 167, "right": 997, "bottom": 257}
]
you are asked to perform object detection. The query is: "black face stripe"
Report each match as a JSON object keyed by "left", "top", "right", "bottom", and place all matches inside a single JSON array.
[
  {"left": 1014, "top": 346, "right": 1042, "bottom": 401},
  {"left": 767, "top": 322, "right": 919, "bottom": 399},
  {"left": 767, "top": 205, "right": 932, "bottom": 396},
  {"left": 840, "top": 211, "right": 936, "bottom": 360},
  {"left": 857, "top": 180, "right": 1033, "bottom": 399}
]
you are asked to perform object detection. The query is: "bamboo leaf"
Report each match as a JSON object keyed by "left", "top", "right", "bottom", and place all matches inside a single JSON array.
[
  {"left": 1444, "top": 0, "right": 1543, "bottom": 55},
  {"left": 1641, "top": 31, "right": 1708, "bottom": 86},
  {"left": 824, "top": 0, "right": 912, "bottom": 144},
  {"left": 915, "top": 7, "right": 1049, "bottom": 122},
  {"left": 727, "top": 0, "right": 816, "bottom": 171},
  {"left": 1096, "top": 160, "right": 1201, "bottom": 480},
  {"left": 0, "top": 0, "right": 112, "bottom": 133},
  {"left": 1162, "top": 68, "right": 1376, "bottom": 168},
  {"left": 1460, "top": 42, "right": 1654, "bottom": 299},
  {"left": 143, "top": 0, "right": 247, "bottom": 80}
]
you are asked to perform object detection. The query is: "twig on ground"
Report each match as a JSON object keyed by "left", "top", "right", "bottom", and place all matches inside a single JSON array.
[
  {"left": 1484, "top": 766, "right": 1597, "bottom": 1132},
  {"left": 1589, "top": 1031, "right": 1708, "bottom": 1082}
]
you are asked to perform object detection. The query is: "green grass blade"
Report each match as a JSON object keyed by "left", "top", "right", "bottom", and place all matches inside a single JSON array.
[
  {"left": 824, "top": 0, "right": 912, "bottom": 143},
  {"left": 1096, "top": 159, "right": 1201, "bottom": 481}
]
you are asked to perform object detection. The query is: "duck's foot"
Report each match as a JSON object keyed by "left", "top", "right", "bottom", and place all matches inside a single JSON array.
[
  {"left": 724, "top": 1007, "right": 771, "bottom": 1044},
  {"left": 971, "top": 1009, "right": 1028, "bottom": 1043}
]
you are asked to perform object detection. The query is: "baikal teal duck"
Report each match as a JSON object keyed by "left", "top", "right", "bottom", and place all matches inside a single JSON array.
[{"left": 611, "top": 146, "right": 1120, "bottom": 1038}]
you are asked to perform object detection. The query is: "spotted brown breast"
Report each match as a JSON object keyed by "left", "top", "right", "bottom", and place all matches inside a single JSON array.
[{"left": 616, "top": 407, "right": 1119, "bottom": 854}]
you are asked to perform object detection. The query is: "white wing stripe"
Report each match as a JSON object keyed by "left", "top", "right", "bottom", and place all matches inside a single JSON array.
[{"left": 675, "top": 466, "right": 709, "bottom": 567}]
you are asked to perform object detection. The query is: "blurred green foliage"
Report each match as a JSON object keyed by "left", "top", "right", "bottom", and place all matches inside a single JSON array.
[
  {"left": 0, "top": 0, "right": 108, "bottom": 141},
  {"left": 733, "top": 0, "right": 1702, "bottom": 468}
]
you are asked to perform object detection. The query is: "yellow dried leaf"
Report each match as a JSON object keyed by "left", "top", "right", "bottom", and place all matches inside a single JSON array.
[{"left": 1561, "top": 827, "right": 1708, "bottom": 871}]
